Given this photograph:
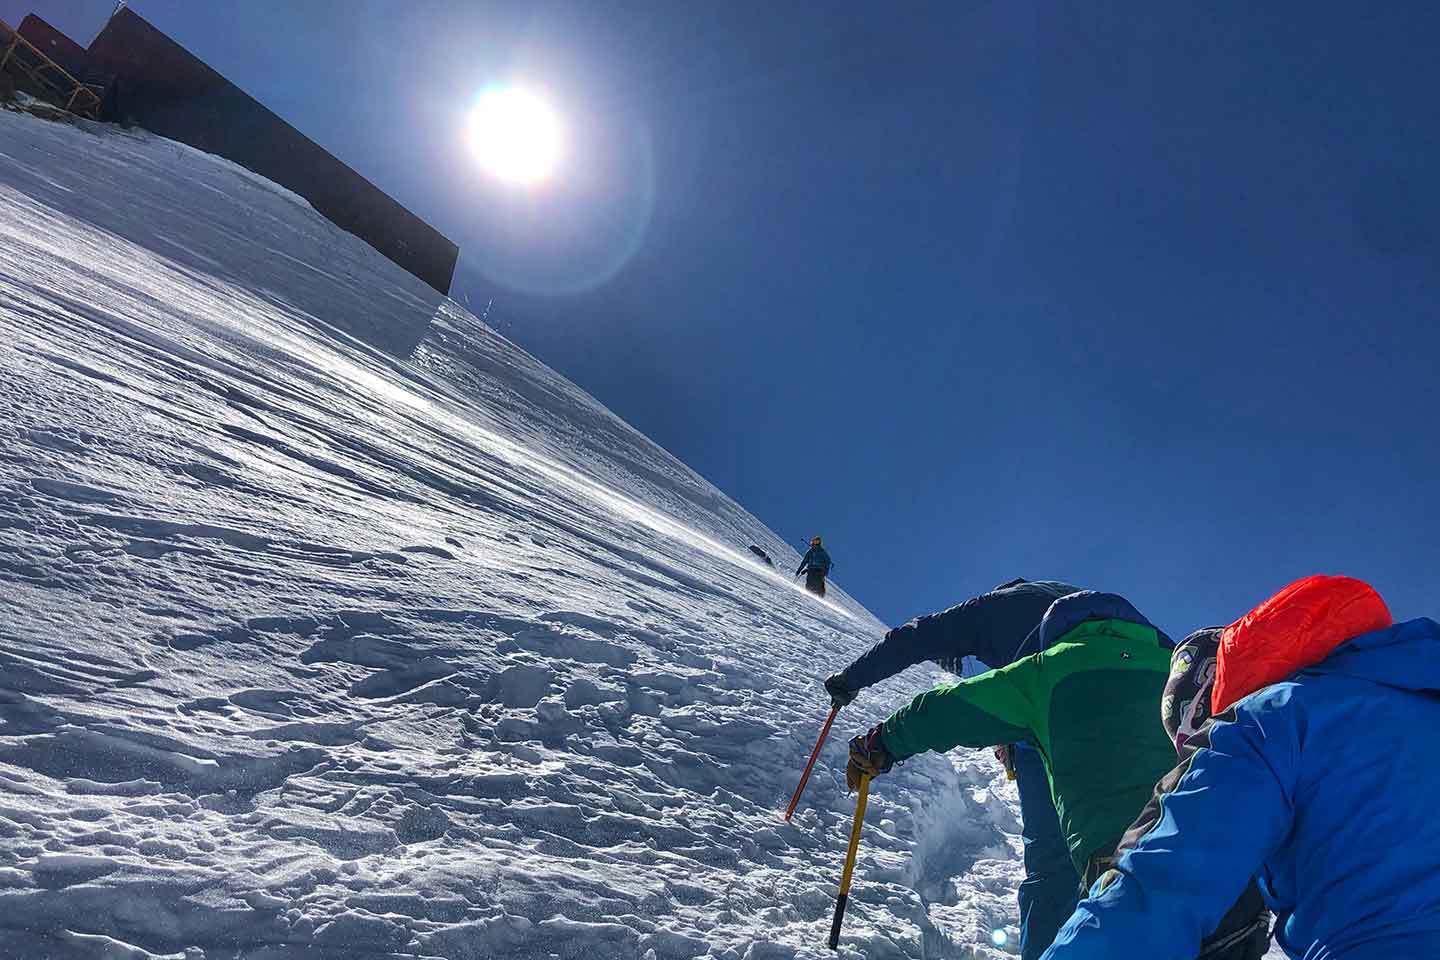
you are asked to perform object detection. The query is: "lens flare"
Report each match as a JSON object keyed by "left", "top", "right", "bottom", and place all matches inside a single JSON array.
[
  {"left": 991, "top": 928, "right": 1009, "bottom": 947},
  {"left": 467, "top": 86, "right": 562, "bottom": 184}
]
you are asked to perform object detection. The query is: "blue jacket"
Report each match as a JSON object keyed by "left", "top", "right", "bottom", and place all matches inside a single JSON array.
[
  {"left": 1042, "top": 617, "right": 1440, "bottom": 960},
  {"left": 837, "top": 579, "right": 1082, "bottom": 691},
  {"left": 796, "top": 545, "right": 832, "bottom": 576}
]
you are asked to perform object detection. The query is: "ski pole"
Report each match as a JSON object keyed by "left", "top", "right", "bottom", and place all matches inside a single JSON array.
[
  {"left": 828, "top": 773, "right": 870, "bottom": 950},
  {"left": 783, "top": 704, "right": 839, "bottom": 821}
]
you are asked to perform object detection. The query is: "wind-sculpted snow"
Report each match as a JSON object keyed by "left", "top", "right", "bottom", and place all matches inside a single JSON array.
[{"left": 0, "top": 110, "right": 1025, "bottom": 959}]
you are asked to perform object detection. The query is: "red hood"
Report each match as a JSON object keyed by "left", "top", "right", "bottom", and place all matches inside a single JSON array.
[{"left": 1212, "top": 575, "right": 1393, "bottom": 714}]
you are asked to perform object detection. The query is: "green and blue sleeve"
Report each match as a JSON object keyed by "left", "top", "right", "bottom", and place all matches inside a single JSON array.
[{"left": 880, "top": 653, "right": 1048, "bottom": 759}]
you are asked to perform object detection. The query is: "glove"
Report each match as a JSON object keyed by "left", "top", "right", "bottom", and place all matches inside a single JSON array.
[
  {"left": 824, "top": 673, "right": 857, "bottom": 709},
  {"left": 846, "top": 726, "right": 894, "bottom": 792}
]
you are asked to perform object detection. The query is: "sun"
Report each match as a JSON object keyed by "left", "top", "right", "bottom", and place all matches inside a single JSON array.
[{"left": 467, "top": 86, "right": 563, "bottom": 185}]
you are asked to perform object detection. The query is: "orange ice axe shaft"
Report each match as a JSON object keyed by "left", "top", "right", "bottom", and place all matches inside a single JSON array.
[{"left": 783, "top": 704, "right": 839, "bottom": 821}]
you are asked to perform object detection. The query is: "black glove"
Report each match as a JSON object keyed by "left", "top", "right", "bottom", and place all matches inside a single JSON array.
[
  {"left": 824, "top": 673, "right": 857, "bottom": 709},
  {"left": 846, "top": 726, "right": 894, "bottom": 792}
]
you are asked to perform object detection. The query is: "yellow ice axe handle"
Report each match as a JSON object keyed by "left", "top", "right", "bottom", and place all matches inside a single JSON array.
[{"left": 828, "top": 774, "right": 870, "bottom": 950}]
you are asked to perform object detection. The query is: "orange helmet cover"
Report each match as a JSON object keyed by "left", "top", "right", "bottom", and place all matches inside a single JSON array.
[{"left": 1212, "top": 575, "right": 1392, "bottom": 714}]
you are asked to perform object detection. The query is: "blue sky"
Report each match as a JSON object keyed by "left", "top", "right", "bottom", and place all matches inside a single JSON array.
[{"left": 11, "top": 1, "right": 1438, "bottom": 635}]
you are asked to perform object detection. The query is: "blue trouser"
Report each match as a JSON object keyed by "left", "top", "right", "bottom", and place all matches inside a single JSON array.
[{"left": 1013, "top": 744, "right": 1080, "bottom": 960}]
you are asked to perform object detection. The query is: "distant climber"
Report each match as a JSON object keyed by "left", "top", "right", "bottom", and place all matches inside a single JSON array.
[
  {"left": 748, "top": 544, "right": 774, "bottom": 567},
  {"left": 1041, "top": 576, "right": 1440, "bottom": 960},
  {"left": 796, "top": 536, "right": 832, "bottom": 596},
  {"left": 845, "top": 591, "right": 1180, "bottom": 960},
  {"left": 822, "top": 578, "right": 1085, "bottom": 960}
]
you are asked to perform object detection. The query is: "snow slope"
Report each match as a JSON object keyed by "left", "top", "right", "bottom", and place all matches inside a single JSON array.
[{"left": 0, "top": 108, "right": 1027, "bottom": 959}]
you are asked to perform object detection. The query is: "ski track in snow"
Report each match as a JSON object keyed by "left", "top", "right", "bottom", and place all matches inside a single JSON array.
[{"left": 0, "top": 109, "right": 1027, "bottom": 959}]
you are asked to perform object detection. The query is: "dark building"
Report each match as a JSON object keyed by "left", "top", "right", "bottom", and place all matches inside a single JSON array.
[
  {"left": 1, "top": 14, "right": 103, "bottom": 117},
  {"left": 17, "top": 14, "right": 88, "bottom": 78},
  {"left": 10, "top": 7, "right": 458, "bottom": 296}
]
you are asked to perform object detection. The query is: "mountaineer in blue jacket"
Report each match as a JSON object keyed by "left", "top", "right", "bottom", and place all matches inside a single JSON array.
[
  {"left": 796, "top": 536, "right": 833, "bottom": 596},
  {"left": 1042, "top": 575, "right": 1440, "bottom": 960},
  {"left": 824, "top": 578, "right": 1086, "bottom": 960}
]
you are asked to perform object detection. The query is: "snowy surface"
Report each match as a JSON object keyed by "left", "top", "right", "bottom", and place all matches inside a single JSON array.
[{"left": 0, "top": 109, "right": 1028, "bottom": 958}]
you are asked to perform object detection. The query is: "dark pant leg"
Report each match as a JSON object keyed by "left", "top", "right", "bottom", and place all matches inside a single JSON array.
[
  {"left": 1197, "top": 884, "right": 1272, "bottom": 960},
  {"left": 1013, "top": 744, "right": 1080, "bottom": 960},
  {"left": 805, "top": 571, "right": 826, "bottom": 596}
]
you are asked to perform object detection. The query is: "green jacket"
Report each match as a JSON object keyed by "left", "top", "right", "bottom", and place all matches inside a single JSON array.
[{"left": 880, "top": 593, "right": 1177, "bottom": 871}]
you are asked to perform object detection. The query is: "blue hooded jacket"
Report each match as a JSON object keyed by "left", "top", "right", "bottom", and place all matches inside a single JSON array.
[
  {"left": 1042, "top": 616, "right": 1440, "bottom": 960},
  {"left": 796, "top": 545, "right": 832, "bottom": 576}
]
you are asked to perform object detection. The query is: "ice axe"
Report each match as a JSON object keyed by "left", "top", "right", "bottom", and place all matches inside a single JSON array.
[
  {"left": 828, "top": 772, "right": 870, "bottom": 950},
  {"left": 783, "top": 704, "right": 838, "bottom": 821}
]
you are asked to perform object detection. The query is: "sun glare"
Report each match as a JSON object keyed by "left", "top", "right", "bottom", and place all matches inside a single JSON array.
[{"left": 468, "top": 86, "right": 563, "bottom": 185}]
